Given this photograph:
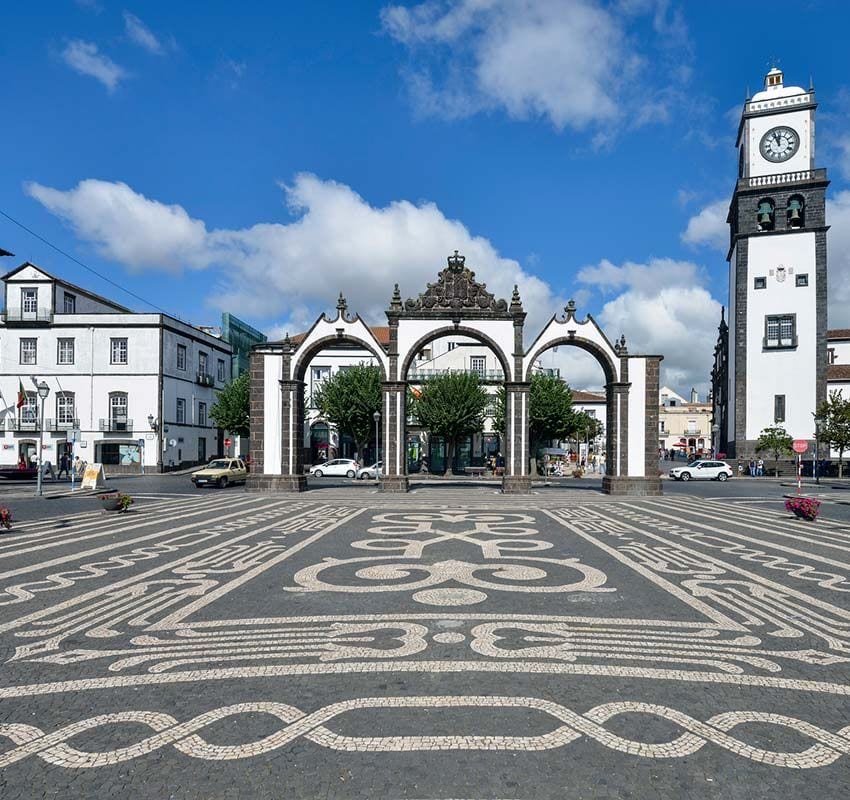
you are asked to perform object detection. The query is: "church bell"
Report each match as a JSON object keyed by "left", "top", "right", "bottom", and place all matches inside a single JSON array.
[{"left": 787, "top": 198, "right": 803, "bottom": 227}]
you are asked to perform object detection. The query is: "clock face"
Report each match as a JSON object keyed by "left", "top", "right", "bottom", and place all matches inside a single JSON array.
[{"left": 760, "top": 126, "right": 800, "bottom": 163}]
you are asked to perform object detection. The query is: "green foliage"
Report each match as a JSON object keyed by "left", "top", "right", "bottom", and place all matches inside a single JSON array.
[
  {"left": 210, "top": 371, "right": 250, "bottom": 437},
  {"left": 816, "top": 390, "right": 850, "bottom": 477},
  {"left": 756, "top": 425, "right": 793, "bottom": 476},
  {"left": 416, "top": 372, "right": 489, "bottom": 471},
  {"left": 313, "top": 363, "right": 382, "bottom": 455},
  {"left": 572, "top": 411, "right": 604, "bottom": 443},
  {"left": 495, "top": 372, "right": 576, "bottom": 449}
]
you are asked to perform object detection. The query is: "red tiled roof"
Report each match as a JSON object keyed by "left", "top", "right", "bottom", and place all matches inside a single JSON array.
[
  {"left": 828, "top": 329, "right": 850, "bottom": 340},
  {"left": 572, "top": 390, "right": 606, "bottom": 403},
  {"left": 289, "top": 325, "right": 390, "bottom": 348},
  {"left": 828, "top": 364, "right": 850, "bottom": 381}
]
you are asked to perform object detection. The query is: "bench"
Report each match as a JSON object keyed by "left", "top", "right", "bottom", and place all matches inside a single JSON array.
[{"left": 463, "top": 466, "right": 488, "bottom": 476}]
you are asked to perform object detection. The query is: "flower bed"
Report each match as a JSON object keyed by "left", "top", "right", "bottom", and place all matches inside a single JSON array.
[{"left": 784, "top": 496, "right": 821, "bottom": 521}]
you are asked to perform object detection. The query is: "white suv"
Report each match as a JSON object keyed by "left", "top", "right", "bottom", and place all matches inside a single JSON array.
[{"left": 669, "top": 460, "right": 733, "bottom": 482}]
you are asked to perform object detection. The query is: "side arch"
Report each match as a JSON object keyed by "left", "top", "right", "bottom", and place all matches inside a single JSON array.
[
  {"left": 291, "top": 333, "right": 388, "bottom": 383},
  {"left": 523, "top": 337, "right": 618, "bottom": 385}
]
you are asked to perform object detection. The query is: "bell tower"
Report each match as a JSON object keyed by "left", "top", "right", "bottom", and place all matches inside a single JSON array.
[{"left": 721, "top": 67, "right": 828, "bottom": 460}]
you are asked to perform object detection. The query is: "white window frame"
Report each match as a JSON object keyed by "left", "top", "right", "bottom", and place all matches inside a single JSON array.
[
  {"left": 198, "top": 401, "right": 207, "bottom": 427},
  {"left": 63, "top": 293, "right": 76, "bottom": 313},
  {"left": 470, "top": 356, "right": 486, "bottom": 377},
  {"left": 20, "top": 338, "right": 37, "bottom": 365},
  {"left": 21, "top": 289, "right": 37, "bottom": 314},
  {"left": 176, "top": 398, "right": 186, "bottom": 425},
  {"left": 176, "top": 344, "right": 187, "bottom": 371},
  {"left": 57, "top": 338, "right": 75, "bottom": 365},
  {"left": 110, "top": 337, "right": 128, "bottom": 365},
  {"left": 198, "top": 351, "right": 208, "bottom": 375},
  {"left": 217, "top": 358, "right": 225, "bottom": 382},
  {"left": 56, "top": 393, "right": 75, "bottom": 426}
]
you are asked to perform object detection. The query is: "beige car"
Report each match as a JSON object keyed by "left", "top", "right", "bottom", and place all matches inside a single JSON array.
[{"left": 191, "top": 458, "right": 248, "bottom": 488}]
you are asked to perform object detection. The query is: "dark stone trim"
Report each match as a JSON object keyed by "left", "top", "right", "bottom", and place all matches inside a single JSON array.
[
  {"left": 733, "top": 237, "right": 749, "bottom": 452},
  {"left": 602, "top": 476, "right": 663, "bottom": 496},
  {"left": 643, "top": 356, "right": 662, "bottom": 481},
  {"left": 245, "top": 474, "right": 307, "bottom": 492},
  {"left": 248, "top": 351, "right": 266, "bottom": 476},
  {"left": 501, "top": 475, "right": 533, "bottom": 494},
  {"left": 815, "top": 228, "right": 829, "bottom": 458},
  {"left": 379, "top": 475, "right": 409, "bottom": 493}
]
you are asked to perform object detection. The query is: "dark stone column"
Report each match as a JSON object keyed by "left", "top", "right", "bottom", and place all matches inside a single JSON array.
[
  {"left": 601, "top": 380, "right": 631, "bottom": 495},
  {"left": 273, "top": 379, "right": 307, "bottom": 492},
  {"left": 643, "top": 356, "right": 663, "bottom": 494},
  {"left": 247, "top": 351, "right": 265, "bottom": 478},
  {"left": 502, "top": 382, "right": 532, "bottom": 494},
  {"left": 380, "top": 381, "right": 409, "bottom": 493}
]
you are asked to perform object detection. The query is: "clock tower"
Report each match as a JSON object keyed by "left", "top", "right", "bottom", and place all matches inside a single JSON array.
[{"left": 715, "top": 67, "right": 828, "bottom": 460}]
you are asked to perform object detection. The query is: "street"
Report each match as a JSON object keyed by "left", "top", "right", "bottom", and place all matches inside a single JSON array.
[{"left": 1, "top": 478, "right": 850, "bottom": 798}]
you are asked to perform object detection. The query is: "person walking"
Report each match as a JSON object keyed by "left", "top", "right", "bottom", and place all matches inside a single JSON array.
[
  {"left": 748, "top": 459, "right": 756, "bottom": 477},
  {"left": 58, "top": 453, "right": 70, "bottom": 480},
  {"left": 756, "top": 457, "right": 764, "bottom": 477}
]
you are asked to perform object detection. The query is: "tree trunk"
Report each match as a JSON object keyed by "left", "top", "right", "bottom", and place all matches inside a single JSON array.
[
  {"left": 839, "top": 449, "right": 845, "bottom": 479},
  {"left": 355, "top": 439, "right": 367, "bottom": 466},
  {"left": 774, "top": 455, "right": 780, "bottom": 478},
  {"left": 446, "top": 436, "right": 456, "bottom": 476}
]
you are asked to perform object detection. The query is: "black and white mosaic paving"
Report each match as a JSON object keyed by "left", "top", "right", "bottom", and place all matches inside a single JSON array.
[{"left": 2, "top": 491, "right": 850, "bottom": 798}]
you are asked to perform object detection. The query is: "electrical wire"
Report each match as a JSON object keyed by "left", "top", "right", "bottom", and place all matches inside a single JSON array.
[{"left": 0, "top": 208, "right": 181, "bottom": 319}]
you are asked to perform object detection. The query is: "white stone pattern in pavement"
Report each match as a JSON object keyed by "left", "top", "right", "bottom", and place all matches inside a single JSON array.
[{"left": 1, "top": 696, "right": 849, "bottom": 769}]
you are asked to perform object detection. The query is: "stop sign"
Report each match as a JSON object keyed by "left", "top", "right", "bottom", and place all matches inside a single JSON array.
[
  {"left": 224, "top": 437, "right": 232, "bottom": 448},
  {"left": 792, "top": 439, "right": 808, "bottom": 454}
]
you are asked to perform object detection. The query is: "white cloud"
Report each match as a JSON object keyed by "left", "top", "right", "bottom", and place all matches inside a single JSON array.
[
  {"left": 578, "top": 257, "right": 722, "bottom": 394},
  {"left": 381, "top": 0, "right": 680, "bottom": 131},
  {"left": 828, "top": 191, "right": 850, "bottom": 327},
  {"left": 60, "top": 40, "right": 127, "bottom": 91},
  {"left": 25, "top": 174, "right": 562, "bottom": 328},
  {"left": 26, "top": 179, "right": 209, "bottom": 271},
  {"left": 681, "top": 198, "right": 728, "bottom": 252},
  {"left": 123, "top": 12, "right": 165, "bottom": 55}
]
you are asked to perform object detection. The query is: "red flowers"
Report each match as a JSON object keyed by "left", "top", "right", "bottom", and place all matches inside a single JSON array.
[{"left": 784, "top": 496, "right": 821, "bottom": 521}]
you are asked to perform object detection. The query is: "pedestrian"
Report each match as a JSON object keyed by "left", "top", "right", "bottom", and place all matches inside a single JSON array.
[
  {"left": 73, "top": 456, "right": 82, "bottom": 477},
  {"left": 58, "top": 453, "right": 70, "bottom": 479},
  {"left": 756, "top": 457, "right": 764, "bottom": 477},
  {"left": 737, "top": 462, "right": 744, "bottom": 477},
  {"left": 748, "top": 459, "right": 756, "bottom": 477}
]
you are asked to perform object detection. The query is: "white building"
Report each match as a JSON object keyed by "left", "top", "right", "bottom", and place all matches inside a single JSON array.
[
  {"left": 0, "top": 262, "right": 232, "bottom": 472},
  {"left": 712, "top": 67, "right": 827, "bottom": 459}
]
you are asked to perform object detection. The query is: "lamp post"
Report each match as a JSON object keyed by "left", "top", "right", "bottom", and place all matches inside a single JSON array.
[
  {"left": 711, "top": 423, "right": 720, "bottom": 460},
  {"left": 373, "top": 410, "right": 381, "bottom": 482},
  {"left": 35, "top": 381, "right": 50, "bottom": 497},
  {"left": 148, "top": 414, "right": 160, "bottom": 474},
  {"left": 814, "top": 415, "right": 823, "bottom": 485}
]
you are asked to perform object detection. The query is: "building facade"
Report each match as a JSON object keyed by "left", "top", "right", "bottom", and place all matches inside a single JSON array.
[
  {"left": 658, "top": 386, "right": 714, "bottom": 458},
  {"left": 0, "top": 262, "right": 232, "bottom": 472},
  {"left": 712, "top": 67, "right": 828, "bottom": 459}
]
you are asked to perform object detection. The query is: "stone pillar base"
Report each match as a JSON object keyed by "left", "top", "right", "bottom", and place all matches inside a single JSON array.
[
  {"left": 602, "top": 476, "right": 663, "bottom": 496},
  {"left": 380, "top": 475, "right": 409, "bottom": 493},
  {"left": 246, "top": 474, "right": 308, "bottom": 493},
  {"left": 502, "top": 476, "right": 533, "bottom": 494}
]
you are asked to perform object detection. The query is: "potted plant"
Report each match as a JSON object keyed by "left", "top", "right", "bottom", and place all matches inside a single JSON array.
[
  {"left": 784, "top": 496, "right": 821, "bottom": 521},
  {"left": 0, "top": 506, "right": 12, "bottom": 530},
  {"left": 97, "top": 492, "right": 133, "bottom": 512}
]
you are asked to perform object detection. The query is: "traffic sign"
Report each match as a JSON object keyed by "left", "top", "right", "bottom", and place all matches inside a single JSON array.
[
  {"left": 792, "top": 439, "right": 808, "bottom": 454},
  {"left": 137, "top": 438, "right": 145, "bottom": 448},
  {"left": 224, "top": 437, "right": 232, "bottom": 448}
]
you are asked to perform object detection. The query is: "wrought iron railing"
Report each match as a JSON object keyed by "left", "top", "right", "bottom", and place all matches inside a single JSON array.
[
  {"left": 99, "top": 418, "right": 133, "bottom": 432},
  {"left": 1, "top": 308, "right": 53, "bottom": 324},
  {"left": 408, "top": 368, "right": 505, "bottom": 382}
]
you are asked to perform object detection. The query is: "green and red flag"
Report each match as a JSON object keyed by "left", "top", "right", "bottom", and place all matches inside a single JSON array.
[{"left": 16, "top": 379, "right": 25, "bottom": 409}]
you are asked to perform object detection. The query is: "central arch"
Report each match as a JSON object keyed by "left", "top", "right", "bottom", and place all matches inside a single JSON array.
[{"left": 399, "top": 324, "right": 512, "bottom": 381}]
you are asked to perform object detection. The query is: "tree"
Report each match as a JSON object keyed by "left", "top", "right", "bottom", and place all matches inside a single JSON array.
[
  {"left": 817, "top": 390, "right": 850, "bottom": 477},
  {"left": 755, "top": 425, "right": 793, "bottom": 477},
  {"left": 313, "top": 364, "right": 382, "bottom": 460},
  {"left": 416, "top": 372, "right": 489, "bottom": 473},
  {"left": 494, "top": 372, "right": 575, "bottom": 473},
  {"left": 571, "top": 412, "right": 604, "bottom": 464},
  {"left": 210, "top": 371, "right": 250, "bottom": 437}
]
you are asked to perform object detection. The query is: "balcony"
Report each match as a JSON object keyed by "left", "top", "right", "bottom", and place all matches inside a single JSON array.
[
  {"left": 1, "top": 308, "right": 53, "bottom": 325},
  {"left": 683, "top": 429, "right": 702, "bottom": 436},
  {"left": 196, "top": 371, "right": 215, "bottom": 387},
  {"left": 99, "top": 418, "right": 134, "bottom": 432},
  {"left": 738, "top": 168, "right": 827, "bottom": 190},
  {"left": 44, "top": 418, "right": 80, "bottom": 432},
  {"left": 407, "top": 368, "right": 505, "bottom": 383},
  {"left": 6, "top": 418, "right": 39, "bottom": 432}
]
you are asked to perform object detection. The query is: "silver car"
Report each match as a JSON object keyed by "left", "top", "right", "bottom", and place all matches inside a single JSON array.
[
  {"left": 356, "top": 461, "right": 383, "bottom": 479},
  {"left": 308, "top": 458, "right": 358, "bottom": 478},
  {"left": 670, "top": 460, "right": 733, "bottom": 482}
]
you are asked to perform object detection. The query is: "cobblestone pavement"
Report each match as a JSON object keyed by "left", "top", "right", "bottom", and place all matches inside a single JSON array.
[{"left": 1, "top": 489, "right": 850, "bottom": 799}]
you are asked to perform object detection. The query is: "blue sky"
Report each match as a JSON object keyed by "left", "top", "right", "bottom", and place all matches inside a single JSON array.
[{"left": 1, "top": 1, "right": 848, "bottom": 392}]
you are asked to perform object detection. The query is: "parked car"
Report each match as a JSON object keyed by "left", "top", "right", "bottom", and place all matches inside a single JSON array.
[
  {"left": 309, "top": 458, "right": 359, "bottom": 478},
  {"left": 191, "top": 458, "right": 248, "bottom": 488},
  {"left": 670, "top": 460, "right": 733, "bottom": 482},
  {"left": 356, "top": 461, "right": 383, "bottom": 479}
]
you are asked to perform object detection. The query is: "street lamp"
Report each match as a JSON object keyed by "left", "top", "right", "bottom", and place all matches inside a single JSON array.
[
  {"left": 711, "top": 423, "right": 720, "bottom": 459},
  {"left": 373, "top": 410, "right": 381, "bottom": 481},
  {"left": 35, "top": 381, "right": 50, "bottom": 497},
  {"left": 148, "top": 415, "right": 161, "bottom": 474},
  {"left": 814, "top": 414, "right": 824, "bottom": 485}
]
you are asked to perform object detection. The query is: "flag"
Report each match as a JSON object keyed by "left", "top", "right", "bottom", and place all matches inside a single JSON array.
[{"left": 16, "top": 379, "right": 24, "bottom": 409}]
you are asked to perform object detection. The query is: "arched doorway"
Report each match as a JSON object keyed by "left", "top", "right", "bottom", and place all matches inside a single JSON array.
[{"left": 248, "top": 253, "right": 662, "bottom": 495}]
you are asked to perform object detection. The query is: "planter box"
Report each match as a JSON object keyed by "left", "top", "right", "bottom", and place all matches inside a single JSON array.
[{"left": 97, "top": 493, "right": 123, "bottom": 511}]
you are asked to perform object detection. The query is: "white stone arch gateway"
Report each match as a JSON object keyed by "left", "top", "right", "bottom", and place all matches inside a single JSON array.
[{"left": 248, "top": 253, "right": 662, "bottom": 495}]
